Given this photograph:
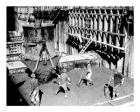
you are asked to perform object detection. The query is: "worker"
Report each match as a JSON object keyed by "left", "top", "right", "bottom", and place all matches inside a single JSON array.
[
  {"left": 30, "top": 87, "right": 40, "bottom": 105},
  {"left": 55, "top": 68, "right": 71, "bottom": 98},
  {"left": 30, "top": 72, "right": 40, "bottom": 105},
  {"left": 40, "top": 40, "right": 49, "bottom": 65},
  {"left": 77, "top": 62, "right": 93, "bottom": 87},
  {"left": 104, "top": 70, "right": 124, "bottom": 100},
  {"left": 113, "top": 70, "right": 124, "bottom": 97},
  {"left": 30, "top": 73, "right": 39, "bottom": 91},
  {"left": 104, "top": 83, "right": 114, "bottom": 100}
]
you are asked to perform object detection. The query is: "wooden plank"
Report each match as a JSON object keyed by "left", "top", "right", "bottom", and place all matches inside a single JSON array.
[
  {"left": 70, "top": 12, "right": 125, "bottom": 16},
  {"left": 69, "top": 25, "right": 126, "bottom": 36},
  {"left": 7, "top": 41, "right": 24, "bottom": 44},
  {"left": 67, "top": 33, "right": 125, "bottom": 50}
]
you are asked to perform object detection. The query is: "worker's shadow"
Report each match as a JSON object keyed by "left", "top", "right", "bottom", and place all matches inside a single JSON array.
[
  {"left": 15, "top": 80, "right": 26, "bottom": 88},
  {"left": 39, "top": 90, "right": 43, "bottom": 105}
]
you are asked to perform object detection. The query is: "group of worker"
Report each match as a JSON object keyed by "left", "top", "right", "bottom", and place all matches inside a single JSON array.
[
  {"left": 29, "top": 61, "right": 124, "bottom": 106},
  {"left": 29, "top": 61, "right": 94, "bottom": 105}
]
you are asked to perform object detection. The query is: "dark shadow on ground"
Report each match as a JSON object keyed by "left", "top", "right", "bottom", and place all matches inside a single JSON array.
[{"left": 7, "top": 69, "right": 29, "bottom": 106}]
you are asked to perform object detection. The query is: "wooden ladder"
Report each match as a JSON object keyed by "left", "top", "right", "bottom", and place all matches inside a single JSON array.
[{"left": 79, "top": 39, "right": 93, "bottom": 54}]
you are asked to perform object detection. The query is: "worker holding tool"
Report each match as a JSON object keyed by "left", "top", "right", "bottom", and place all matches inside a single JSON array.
[
  {"left": 77, "top": 61, "right": 93, "bottom": 87},
  {"left": 55, "top": 68, "right": 71, "bottom": 98}
]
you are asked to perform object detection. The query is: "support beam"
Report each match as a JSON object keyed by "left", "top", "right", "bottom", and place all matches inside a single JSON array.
[
  {"left": 69, "top": 25, "right": 126, "bottom": 36},
  {"left": 67, "top": 33, "right": 125, "bottom": 51},
  {"left": 70, "top": 12, "right": 126, "bottom": 17}
]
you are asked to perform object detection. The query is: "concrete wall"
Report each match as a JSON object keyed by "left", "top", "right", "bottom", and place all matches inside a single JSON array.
[{"left": 124, "top": 36, "right": 134, "bottom": 78}]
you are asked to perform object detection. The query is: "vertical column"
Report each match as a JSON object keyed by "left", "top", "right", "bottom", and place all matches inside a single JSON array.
[
  {"left": 69, "top": 15, "right": 71, "bottom": 26},
  {"left": 123, "top": 18, "right": 129, "bottom": 76},
  {"left": 56, "top": 23, "right": 58, "bottom": 51},
  {"left": 79, "top": 16, "right": 81, "bottom": 28},
  {"left": 110, "top": 10, "right": 114, "bottom": 46},
  {"left": 93, "top": 15, "right": 95, "bottom": 30},
  {"left": 99, "top": 15, "right": 102, "bottom": 31},
  {"left": 103, "top": 15, "right": 107, "bottom": 43},
  {"left": 84, "top": 15, "right": 87, "bottom": 29},
  {"left": 75, "top": 15, "right": 77, "bottom": 27},
  {"left": 72, "top": 14, "right": 74, "bottom": 26},
  {"left": 58, "top": 21, "right": 61, "bottom": 52},
  {"left": 97, "top": 15, "right": 99, "bottom": 30},
  {"left": 99, "top": 15, "right": 102, "bottom": 42},
  {"left": 81, "top": 15, "right": 83, "bottom": 28},
  {"left": 92, "top": 31, "right": 95, "bottom": 41},
  {"left": 96, "top": 14, "right": 100, "bottom": 41},
  {"left": 105, "top": 12, "right": 108, "bottom": 32},
  {"left": 110, "top": 16, "right": 113, "bottom": 33},
  {"left": 82, "top": 16, "right": 85, "bottom": 28},
  {"left": 108, "top": 16, "right": 111, "bottom": 45},
  {"left": 64, "top": 21, "right": 66, "bottom": 53},
  {"left": 73, "top": 15, "right": 75, "bottom": 27},
  {"left": 116, "top": 16, "right": 120, "bottom": 47},
  {"left": 54, "top": 25, "right": 57, "bottom": 50},
  {"left": 90, "top": 15, "right": 93, "bottom": 30},
  {"left": 102, "top": 15, "right": 105, "bottom": 31},
  {"left": 94, "top": 14, "right": 97, "bottom": 41}
]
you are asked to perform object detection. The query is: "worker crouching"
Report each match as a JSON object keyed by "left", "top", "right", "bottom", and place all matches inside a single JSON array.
[
  {"left": 77, "top": 62, "right": 93, "bottom": 87},
  {"left": 55, "top": 68, "right": 71, "bottom": 98}
]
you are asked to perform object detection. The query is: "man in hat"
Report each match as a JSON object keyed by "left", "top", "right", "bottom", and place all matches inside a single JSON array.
[
  {"left": 55, "top": 68, "right": 71, "bottom": 98},
  {"left": 77, "top": 62, "right": 93, "bottom": 87}
]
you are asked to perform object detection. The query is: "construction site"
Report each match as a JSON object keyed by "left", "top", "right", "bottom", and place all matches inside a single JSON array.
[{"left": 6, "top": 6, "right": 134, "bottom": 106}]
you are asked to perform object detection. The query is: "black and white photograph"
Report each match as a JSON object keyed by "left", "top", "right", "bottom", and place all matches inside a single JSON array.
[
  {"left": 5, "top": 6, "right": 134, "bottom": 106},
  {"left": 6, "top": 6, "right": 134, "bottom": 106}
]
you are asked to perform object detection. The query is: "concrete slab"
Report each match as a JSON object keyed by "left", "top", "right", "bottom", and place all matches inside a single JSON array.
[{"left": 7, "top": 58, "right": 134, "bottom": 106}]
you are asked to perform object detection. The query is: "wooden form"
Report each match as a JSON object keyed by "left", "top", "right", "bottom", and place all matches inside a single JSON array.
[{"left": 68, "top": 7, "right": 127, "bottom": 52}]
